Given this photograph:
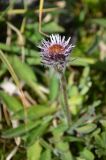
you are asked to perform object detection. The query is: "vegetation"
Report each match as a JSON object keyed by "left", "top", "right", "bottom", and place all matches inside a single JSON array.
[{"left": 0, "top": 0, "right": 106, "bottom": 159}]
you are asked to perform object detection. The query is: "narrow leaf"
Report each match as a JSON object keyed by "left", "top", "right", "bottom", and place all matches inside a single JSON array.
[
  {"left": 0, "top": 91, "right": 23, "bottom": 112},
  {"left": 27, "top": 140, "right": 42, "bottom": 160},
  {"left": 26, "top": 116, "right": 52, "bottom": 146},
  {"left": 40, "top": 149, "right": 51, "bottom": 160},
  {"left": 2, "top": 120, "right": 41, "bottom": 138},
  {"left": 12, "top": 105, "right": 56, "bottom": 120},
  {"left": 76, "top": 124, "right": 97, "bottom": 134}
]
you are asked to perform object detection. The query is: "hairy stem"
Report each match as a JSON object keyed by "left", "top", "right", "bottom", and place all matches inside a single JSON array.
[{"left": 59, "top": 73, "right": 71, "bottom": 127}]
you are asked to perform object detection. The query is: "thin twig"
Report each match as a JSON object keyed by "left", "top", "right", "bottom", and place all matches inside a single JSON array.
[
  {"left": 6, "top": 146, "right": 19, "bottom": 160},
  {"left": 7, "top": 8, "right": 58, "bottom": 15},
  {"left": 39, "top": 0, "right": 49, "bottom": 37},
  {"left": 0, "top": 50, "right": 29, "bottom": 122}
]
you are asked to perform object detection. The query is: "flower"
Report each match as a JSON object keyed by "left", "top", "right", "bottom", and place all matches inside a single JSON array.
[{"left": 38, "top": 34, "right": 75, "bottom": 72}]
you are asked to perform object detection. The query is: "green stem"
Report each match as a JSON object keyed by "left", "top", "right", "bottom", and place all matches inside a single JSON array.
[{"left": 59, "top": 73, "right": 71, "bottom": 127}]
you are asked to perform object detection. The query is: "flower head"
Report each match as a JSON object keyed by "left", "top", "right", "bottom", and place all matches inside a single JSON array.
[{"left": 38, "top": 34, "right": 75, "bottom": 72}]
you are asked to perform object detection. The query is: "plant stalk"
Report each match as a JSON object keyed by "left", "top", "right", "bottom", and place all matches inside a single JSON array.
[{"left": 59, "top": 73, "right": 71, "bottom": 127}]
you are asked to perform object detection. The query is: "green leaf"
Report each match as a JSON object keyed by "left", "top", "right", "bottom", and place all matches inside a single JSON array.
[
  {"left": 76, "top": 158, "right": 85, "bottom": 160},
  {"left": 26, "top": 116, "right": 52, "bottom": 146},
  {"left": 49, "top": 74, "right": 59, "bottom": 101},
  {"left": 101, "top": 132, "right": 106, "bottom": 144},
  {"left": 92, "top": 18, "right": 106, "bottom": 28},
  {"left": 53, "top": 137, "right": 73, "bottom": 160},
  {"left": 27, "top": 57, "right": 41, "bottom": 65},
  {"left": 76, "top": 124, "right": 97, "bottom": 134},
  {"left": 95, "top": 132, "right": 106, "bottom": 149},
  {"left": 2, "top": 120, "right": 41, "bottom": 138},
  {"left": 27, "top": 140, "right": 42, "bottom": 160},
  {"left": 0, "top": 42, "right": 40, "bottom": 60},
  {"left": 80, "top": 148, "right": 94, "bottom": 160},
  {"left": 0, "top": 91, "right": 23, "bottom": 112},
  {"left": 9, "top": 56, "right": 36, "bottom": 83},
  {"left": 8, "top": 56, "right": 47, "bottom": 101},
  {"left": 52, "top": 129, "right": 74, "bottom": 160},
  {"left": 12, "top": 105, "right": 56, "bottom": 120},
  {"left": 64, "top": 136, "right": 84, "bottom": 143},
  {"left": 69, "top": 85, "right": 79, "bottom": 97},
  {"left": 42, "top": 22, "right": 64, "bottom": 33},
  {"left": 51, "top": 123, "right": 68, "bottom": 135},
  {"left": 69, "top": 57, "right": 96, "bottom": 66},
  {"left": 40, "top": 149, "right": 51, "bottom": 160},
  {"left": 100, "top": 120, "right": 106, "bottom": 128},
  {"left": 0, "top": 43, "right": 21, "bottom": 53},
  {"left": 68, "top": 114, "right": 94, "bottom": 134}
]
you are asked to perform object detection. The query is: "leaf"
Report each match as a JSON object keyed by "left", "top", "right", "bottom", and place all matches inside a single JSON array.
[
  {"left": 70, "top": 57, "right": 106, "bottom": 71},
  {"left": 82, "top": 66, "right": 90, "bottom": 78},
  {"left": 76, "top": 158, "right": 85, "bottom": 160},
  {"left": 49, "top": 74, "right": 59, "bottom": 101},
  {"left": 12, "top": 104, "right": 56, "bottom": 120},
  {"left": 92, "top": 18, "right": 106, "bottom": 28},
  {"left": 95, "top": 132, "right": 106, "bottom": 149},
  {"left": 40, "top": 149, "right": 51, "bottom": 160},
  {"left": 52, "top": 128, "right": 74, "bottom": 160},
  {"left": 27, "top": 140, "right": 42, "bottom": 160},
  {"left": 80, "top": 148, "right": 94, "bottom": 160},
  {"left": 27, "top": 57, "right": 41, "bottom": 65},
  {"left": 51, "top": 123, "right": 68, "bottom": 135},
  {"left": 91, "top": 60, "right": 106, "bottom": 71},
  {"left": 8, "top": 56, "right": 47, "bottom": 101},
  {"left": 9, "top": 56, "right": 36, "bottom": 83},
  {"left": 0, "top": 42, "right": 21, "bottom": 53},
  {"left": 53, "top": 135, "right": 73, "bottom": 160},
  {"left": 42, "top": 22, "right": 64, "bottom": 33},
  {"left": 2, "top": 120, "right": 41, "bottom": 138},
  {"left": 0, "top": 91, "right": 23, "bottom": 112},
  {"left": 68, "top": 85, "right": 79, "bottom": 97},
  {"left": 64, "top": 136, "right": 84, "bottom": 143},
  {"left": 68, "top": 114, "right": 94, "bottom": 134},
  {"left": 94, "top": 132, "right": 106, "bottom": 158},
  {"left": 101, "top": 132, "right": 106, "bottom": 144},
  {"left": 76, "top": 124, "right": 97, "bottom": 134},
  {"left": 26, "top": 116, "right": 52, "bottom": 146},
  {"left": 100, "top": 120, "right": 106, "bottom": 128},
  {"left": 0, "top": 42, "right": 40, "bottom": 59},
  {"left": 69, "top": 57, "right": 96, "bottom": 66}
]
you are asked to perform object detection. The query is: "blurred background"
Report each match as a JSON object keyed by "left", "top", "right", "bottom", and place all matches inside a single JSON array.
[{"left": 0, "top": 0, "right": 106, "bottom": 160}]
